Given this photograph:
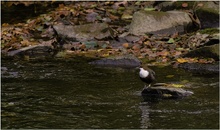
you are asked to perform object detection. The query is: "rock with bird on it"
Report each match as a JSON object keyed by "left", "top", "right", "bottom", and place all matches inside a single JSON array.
[
  {"left": 141, "top": 83, "right": 194, "bottom": 100},
  {"left": 138, "top": 64, "right": 193, "bottom": 100}
]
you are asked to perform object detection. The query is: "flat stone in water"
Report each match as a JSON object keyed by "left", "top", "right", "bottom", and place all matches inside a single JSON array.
[{"left": 141, "top": 83, "right": 194, "bottom": 100}]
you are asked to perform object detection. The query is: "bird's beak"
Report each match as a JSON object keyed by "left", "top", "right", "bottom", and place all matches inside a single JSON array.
[{"left": 135, "top": 66, "right": 140, "bottom": 70}]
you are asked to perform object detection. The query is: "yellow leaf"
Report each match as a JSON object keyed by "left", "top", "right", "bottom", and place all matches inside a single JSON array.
[
  {"left": 170, "top": 84, "right": 184, "bottom": 88},
  {"left": 176, "top": 58, "right": 187, "bottom": 63},
  {"left": 166, "top": 75, "right": 174, "bottom": 78},
  {"left": 102, "top": 53, "right": 109, "bottom": 57},
  {"left": 163, "top": 94, "right": 172, "bottom": 97}
]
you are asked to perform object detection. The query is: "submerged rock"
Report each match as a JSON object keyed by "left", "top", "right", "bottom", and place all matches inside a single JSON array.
[
  {"left": 89, "top": 55, "right": 141, "bottom": 68},
  {"left": 141, "top": 83, "right": 194, "bottom": 100},
  {"left": 129, "top": 10, "right": 193, "bottom": 35}
]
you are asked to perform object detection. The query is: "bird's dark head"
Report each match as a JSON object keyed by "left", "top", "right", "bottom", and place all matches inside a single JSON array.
[{"left": 135, "top": 64, "right": 143, "bottom": 70}]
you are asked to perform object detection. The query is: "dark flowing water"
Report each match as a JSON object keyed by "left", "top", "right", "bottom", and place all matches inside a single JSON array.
[{"left": 1, "top": 58, "right": 219, "bottom": 129}]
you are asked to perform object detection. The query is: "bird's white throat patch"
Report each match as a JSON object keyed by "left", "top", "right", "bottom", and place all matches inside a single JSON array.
[{"left": 139, "top": 68, "right": 149, "bottom": 78}]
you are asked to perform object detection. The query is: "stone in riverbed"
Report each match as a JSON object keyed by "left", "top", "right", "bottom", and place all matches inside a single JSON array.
[
  {"left": 7, "top": 44, "right": 52, "bottom": 58},
  {"left": 53, "top": 23, "right": 111, "bottom": 42},
  {"left": 89, "top": 55, "right": 141, "bottom": 68},
  {"left": 129, "top": 10, "right": 193, "bottom": 35},
  {"left": 141, "top": 83, "right": 194, "bottom": 100},
  {"left": 178, "top": 62, "right": 219, "bottom": 74},
  {"left": 183, "top": 44, "right": 219, "bottom": 61}
]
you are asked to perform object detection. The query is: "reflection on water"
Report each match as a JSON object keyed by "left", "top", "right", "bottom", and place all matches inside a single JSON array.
[
  {"left": 139, "top": 102, "right": 151, "bottom": 129},
  {"left": 1, "top": 59, "right": 219, "bottom": 129}
]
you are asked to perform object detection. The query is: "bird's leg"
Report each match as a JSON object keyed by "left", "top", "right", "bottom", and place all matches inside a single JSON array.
[
  {"left": 143, "top": 84, "right": 149, "bottom": 90},
  {"left": 143, "top": 84, "right": 146, "bottom": 90}
]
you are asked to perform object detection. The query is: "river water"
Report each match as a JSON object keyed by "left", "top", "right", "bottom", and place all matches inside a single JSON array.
[{"left": 1, "top": 58, "right": 219, "bottom": 129}]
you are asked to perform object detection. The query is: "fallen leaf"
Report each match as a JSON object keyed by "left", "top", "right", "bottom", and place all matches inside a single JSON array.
[
  {"left": 166, "top": 75, "right": 174, "bottom": 78},
  {"left": 157, "top": 50, "right": 169, "bottom": 56},
  {"left": 170, "top": 84, "right": 184, "bottom": 88},
  {"left": 144, "top": 7, "right": 156, "bottom": 11},
  {"left": 167, "top": 38, "right": 175, "bottom": 44},
  {"left": 122, "top": 43, "right": 130, "bottom": 49},
  {"left": 197, "top": 3, "right": 203, "bottom": 7},
  {"left": 176, "top": 58, "right": 187, "bottom": 63},
  {"left": 162, "top": 94, "right": 172, "bottom": 97},
  {"left": 121, "top": 13, "right": 132, "bottom": 20},
  {"left": 132, "top": 44, "right": 140, "bottom": 51},
  {"left": 182, "top": 2, "right": 188, "bottom": 8}
]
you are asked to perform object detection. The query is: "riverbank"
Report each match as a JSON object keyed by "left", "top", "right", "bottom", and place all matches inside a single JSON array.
[{"left": 1, "top": 1, "right": 219, "bottom": 73}]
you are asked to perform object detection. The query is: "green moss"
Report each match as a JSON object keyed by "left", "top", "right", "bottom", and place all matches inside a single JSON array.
[
  {"left": 142, "top": 10, "right": 167, "bottom": 16},
  {"left": 140, "top": 10, "right": 169, "bottom": 22},
  {"left": 198, "top": 8, "right": 219, "bottom": 15},
  {"left": 198, "top": 28, "right": 219, "bottom": 35}
]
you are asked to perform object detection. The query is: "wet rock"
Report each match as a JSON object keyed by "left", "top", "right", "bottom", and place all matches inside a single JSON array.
[
  {"left": 183, "top": 44, "right": 219, "bottom": 60},
  {"left": 7, "top": 44, "right": 52, "bottom": 58},
  {"left": 203, "top": 33, "right": 220, "bottom": 46},
  {"left": 129, "top": 10, "right": 193, "bottom": 35},
  {"left": 89, "top": 55, "right": 141, "bottom": 68},
  {"left": 178, "top": 62, "right": 219, "bottom": 74},
  {"left": 53, "top": 23, "right": 111, "bottom": 42},
  {"left": 142, "top": 83, "right": 194, "bottom": 100},
  {"left": 124, "top": 35, "right": 140, "bottom": 43},
  {"left": 197, "top": 1, "right": 219, "bottom": 28},
  {"left": 154, "top": 1, "right": 219, "bottom": 28}
]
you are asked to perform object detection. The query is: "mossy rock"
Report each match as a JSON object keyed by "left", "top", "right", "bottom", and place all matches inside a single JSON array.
[
  {"left": 141, "top": 83, "right": 194, "bottom": 100},
  {"left": 196, "top": 2, "right": 219, "bottom": 28},
  {"left": 183, "top": 44, "right": 219, "bottom": 61},
  {"left": 199, "top": 28, "right": 219, "bottom": 35},
  {"left": 178, "top": 62, "right": 219, "bottom": 74}
]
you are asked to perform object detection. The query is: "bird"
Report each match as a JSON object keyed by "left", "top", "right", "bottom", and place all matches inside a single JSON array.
[{"left": 139, "top": 64, "right": 156, "bottom": 88}]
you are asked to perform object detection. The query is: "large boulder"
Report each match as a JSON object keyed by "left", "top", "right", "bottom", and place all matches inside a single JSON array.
[
  {"left": 196, "top": 1, "right": 219, "bottom": 28},
  {"left": 129, "top": 10, "right": 193, "bottom": 35},
  {"left": 53, "top": 23, "right": 111, "bottom": 42},
  {"left": 155, "top": 1, "right": 219, "bottom": 28}
]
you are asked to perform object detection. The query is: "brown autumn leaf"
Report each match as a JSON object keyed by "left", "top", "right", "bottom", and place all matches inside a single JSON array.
[
  {"left": 171, "top": 32, "right": 179, "bottom": 38},
  {"left": 108, "top": 13, "right": 119, "bottom": 20},
  {"left": 182, "top": 3, "right": 188, "bottom": 8},
  {"left": 132, "top": 44, "right": 140, "bottom": 51},
  {"left": 20, "top": 40, "right": 30, "bottom": 47},
  {"left": 198, "top": 58, "right": 207, "bottom": 63},
  {"left": 148, "top": 51, "right": 157, "bottom": 58},
  {"left": 112, "top": 1, "right": 128, "bottom": 10},
  {"left": 161, "top": 57, "right": 169, "bottom": 62},
  {"left": 157, "top": 50, "right": 169, "bottom": 57},
  {"left": 122, "top": 43, "right": 130, "bottom": 49},
  {"left": 188, "top": 58, "right": 198, "bottom": 63},
  {"left": 80, "top": 44, "right": 86, "bottom": 50},
  {"left": 197, "top": 3, "right": 204, "bottom": 7}
]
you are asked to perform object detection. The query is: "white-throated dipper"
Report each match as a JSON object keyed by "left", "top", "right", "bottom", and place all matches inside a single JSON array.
[{"left": 139, "top": 64, "right": 155, "bottom": 88}]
